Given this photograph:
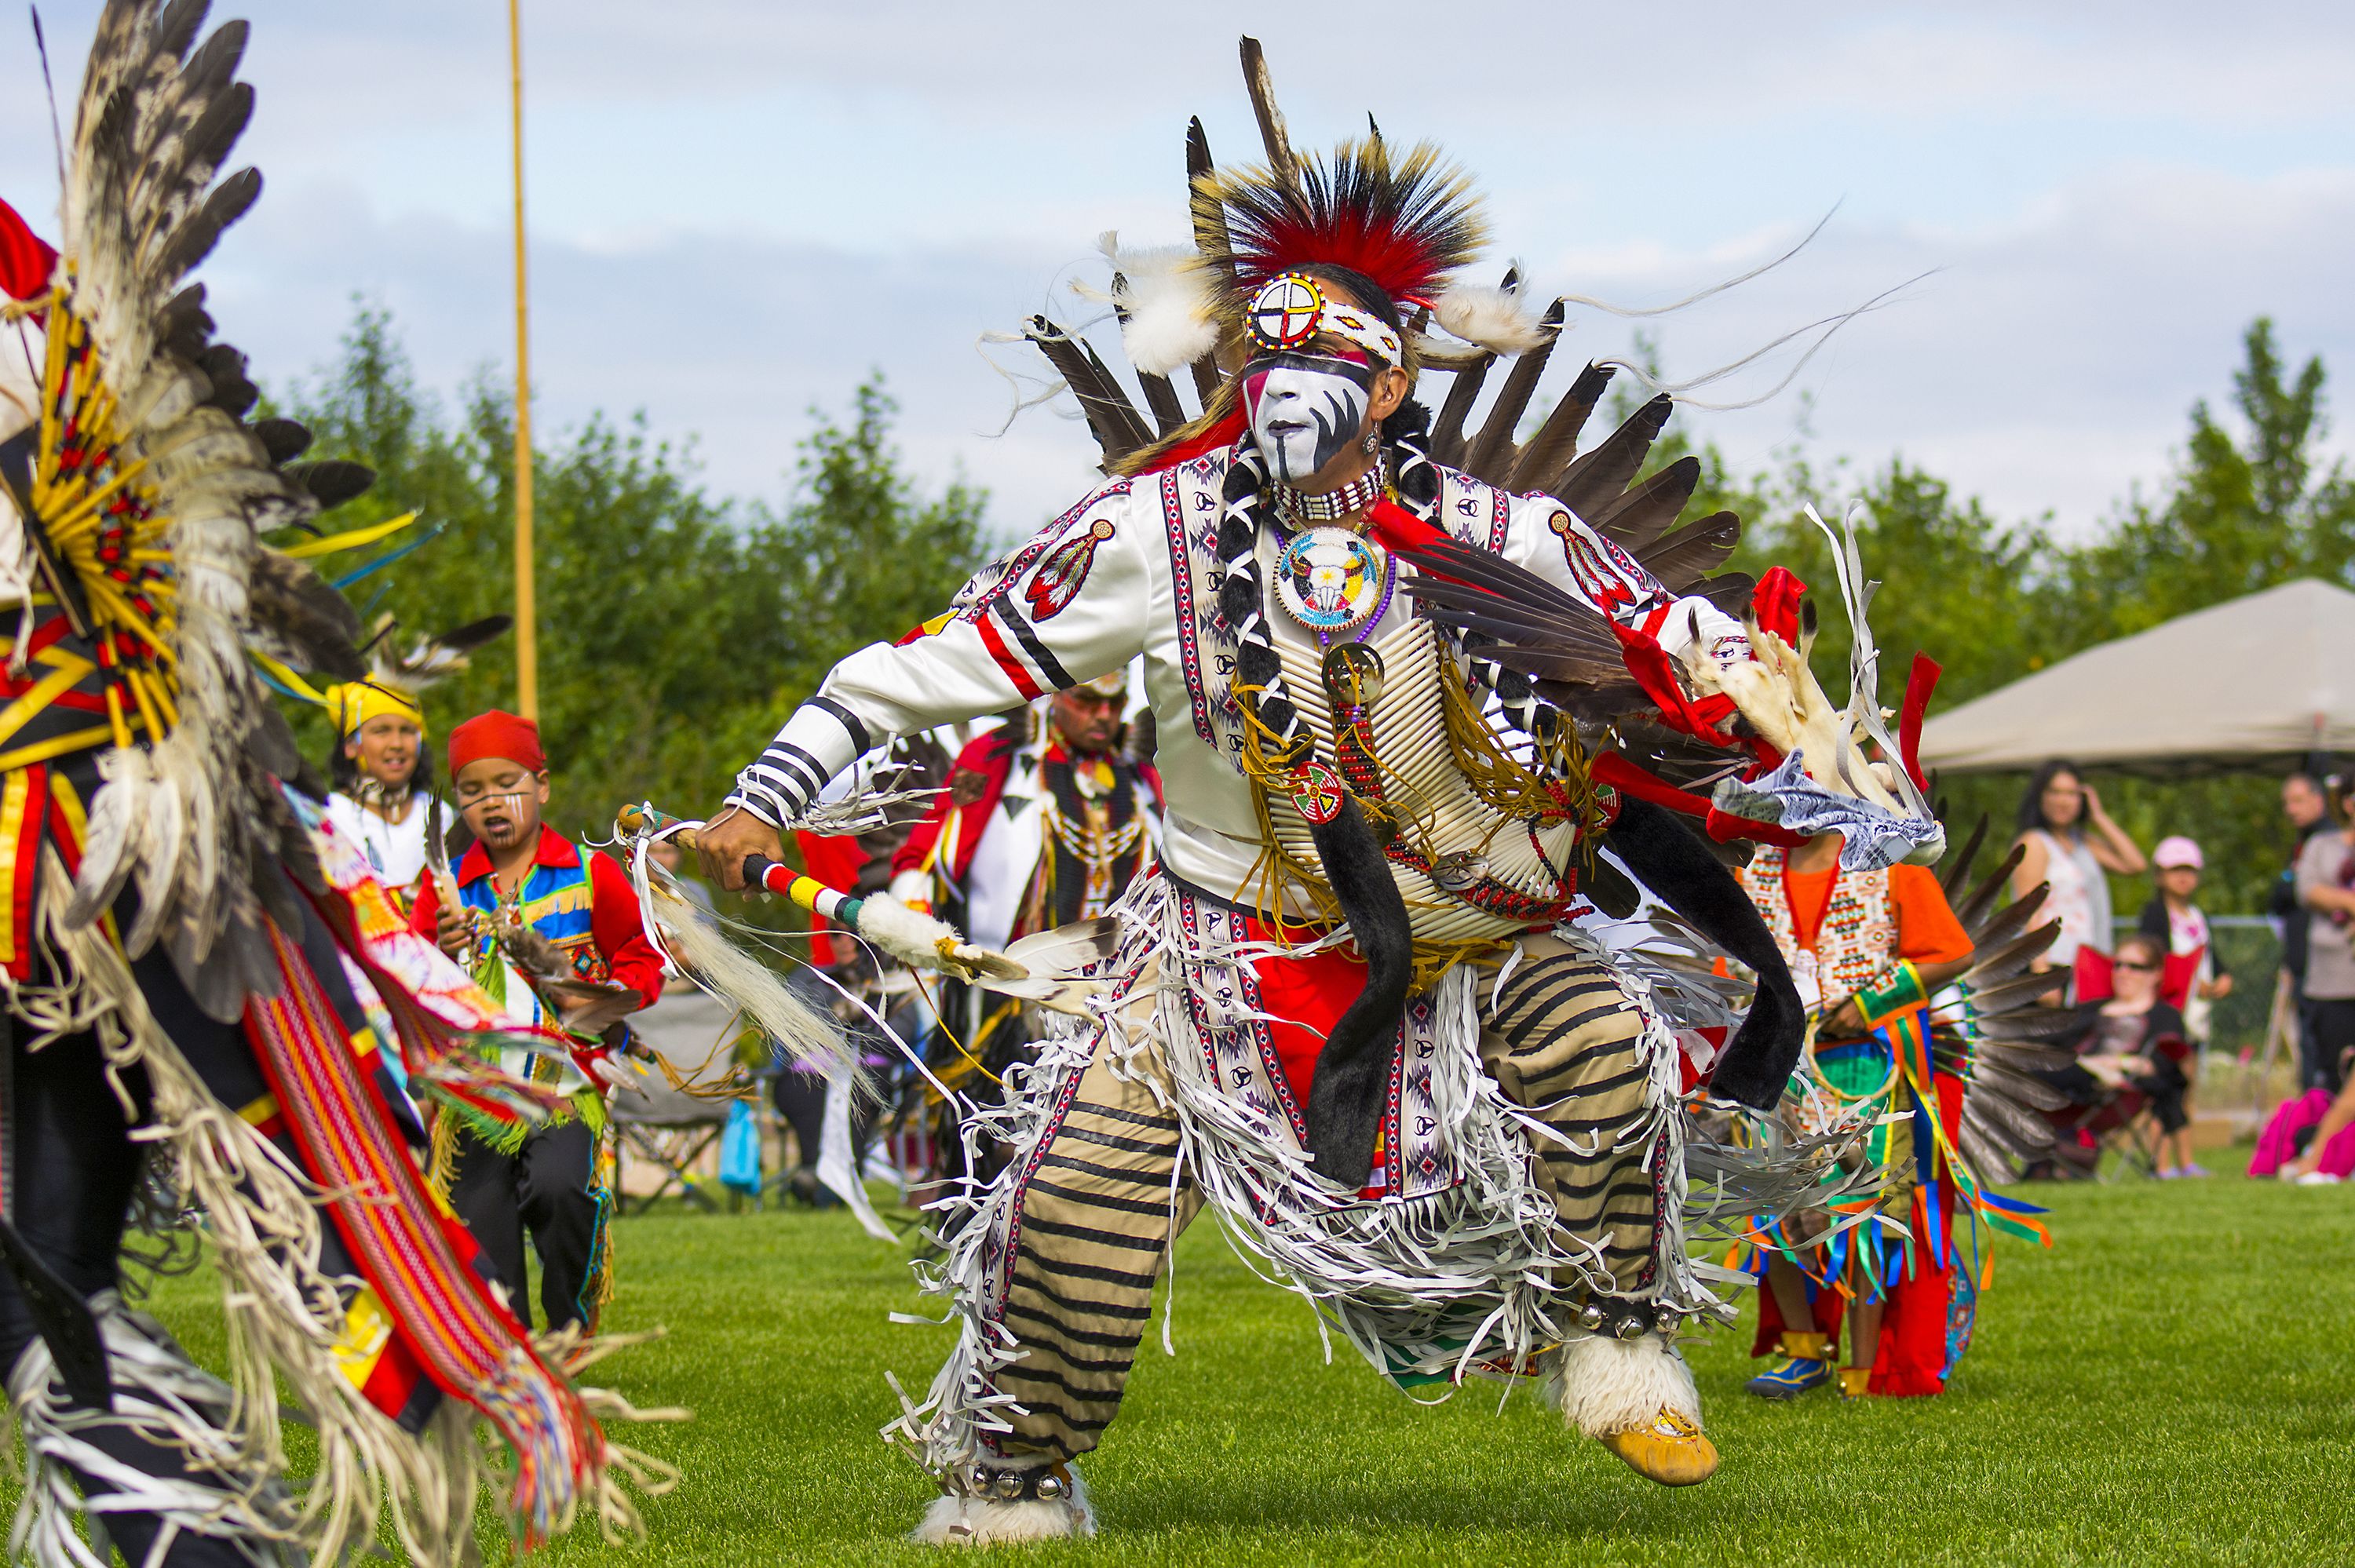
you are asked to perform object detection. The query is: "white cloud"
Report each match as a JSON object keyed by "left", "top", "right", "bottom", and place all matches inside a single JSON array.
[{"left": 3, "top": 2, "right": 2354, "bottom": 549}]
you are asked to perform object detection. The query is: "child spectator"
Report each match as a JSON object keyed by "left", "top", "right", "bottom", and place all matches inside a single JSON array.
[{"left": 2137, "top": 836, "right": 2233, "bottom": 1048}]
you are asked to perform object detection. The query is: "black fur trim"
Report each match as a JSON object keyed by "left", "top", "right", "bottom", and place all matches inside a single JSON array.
[
  {"left": 1298, "top": 797, "right": 1414, "bottom": 1190},
  {"left": 1602, "top": 797, "right": 1802, "bottom": 1110}
]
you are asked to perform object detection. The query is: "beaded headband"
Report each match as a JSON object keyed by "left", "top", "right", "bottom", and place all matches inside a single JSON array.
[{"left": 1243, "top": 273, "right": 1403, "bottom": 366}]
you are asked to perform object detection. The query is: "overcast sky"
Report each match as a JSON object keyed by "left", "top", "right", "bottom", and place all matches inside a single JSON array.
[{"left": 4, "top": 2, "right": 2352, "bottom": 542}]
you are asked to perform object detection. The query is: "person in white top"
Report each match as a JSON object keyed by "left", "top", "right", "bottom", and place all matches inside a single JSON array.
[
  {"left": 2010, "top": 759, "right": 2147, "bottom": 994},
  {"left": 321, "top": 681, "right": 456, "bottom": 911}
]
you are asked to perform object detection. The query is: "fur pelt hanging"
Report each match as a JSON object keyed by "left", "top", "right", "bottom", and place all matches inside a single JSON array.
[{"left": 1433, "top": 272, "right": 1554, "bottom": 356}]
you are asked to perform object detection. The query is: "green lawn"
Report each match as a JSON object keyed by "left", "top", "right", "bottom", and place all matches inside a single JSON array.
[{"left": 133, "top": 1158, "right": 2353, "bottom": 1565}]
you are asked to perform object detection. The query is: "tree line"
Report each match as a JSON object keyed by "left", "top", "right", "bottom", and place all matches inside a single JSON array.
[
  {"left": 272, "top": 308, "right": 991, "bottom": 845},
  {"left": 277, "top": 309, "right": 2347, "bottom": 913},
  {"left": 1696, "top": 319, "right": 2351, "bottom": 913}
]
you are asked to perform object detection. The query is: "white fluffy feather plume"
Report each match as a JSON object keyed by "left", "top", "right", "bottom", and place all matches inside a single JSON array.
[
  {"left": 1433, "top": 275, "right": 1554, "bottom": 355},
  {"left": 1090, "top": 232, "right": 1220, "bottom": 377}
]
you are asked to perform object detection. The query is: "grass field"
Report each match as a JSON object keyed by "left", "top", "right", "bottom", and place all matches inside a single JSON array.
[{"left": 132, "top": 1154, "right": 2354, "bottom": 1566}]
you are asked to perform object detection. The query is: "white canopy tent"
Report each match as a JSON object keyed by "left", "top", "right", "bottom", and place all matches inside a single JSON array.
[{"left": 1916, "top": 578, "right": 2355, "bottom": 778}]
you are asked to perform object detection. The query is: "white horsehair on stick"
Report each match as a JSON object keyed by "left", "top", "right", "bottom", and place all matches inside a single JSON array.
[{"left": 641, "top": 870, "right": 856, "bottom": 1078}]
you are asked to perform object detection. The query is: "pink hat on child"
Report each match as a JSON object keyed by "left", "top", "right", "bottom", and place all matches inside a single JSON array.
[{"left": 2152, "top": 835, "right": 2203, "bottom": 870}]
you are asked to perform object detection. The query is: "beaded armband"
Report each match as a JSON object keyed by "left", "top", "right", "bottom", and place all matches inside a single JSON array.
[{"left": 1853, "top": 961, "right": 1928, "bottom": 1027}]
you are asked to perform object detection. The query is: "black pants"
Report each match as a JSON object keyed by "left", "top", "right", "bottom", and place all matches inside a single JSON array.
[
  {"left": 772, "top": 1067, "right": 879, "bottom": 1192},
  {"left": 1, "top": 954, "right": 262, "bottom": 1566},
  {"left": 2305, "top": 997, "right": 2355, "bottom": 1092},
  {"left": 447, "top": 1118, "right": 604, "bottom": 1333},
  {"left": 2044, "top": 1055, "right": 2192, "bottom": 1135}
]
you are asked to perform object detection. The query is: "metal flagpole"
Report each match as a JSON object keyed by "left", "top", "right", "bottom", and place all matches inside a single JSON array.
[{"left": 508, "top": 0, "right": 537, "bottom": 720}]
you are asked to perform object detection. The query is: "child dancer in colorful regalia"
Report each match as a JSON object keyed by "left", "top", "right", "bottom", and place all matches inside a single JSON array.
[
  {"left": 412, "top": 712, "right": 665, "bottom": 1332},
  {"left": 1738, "top": 830, "right": 1999, "bottom": 1398}
]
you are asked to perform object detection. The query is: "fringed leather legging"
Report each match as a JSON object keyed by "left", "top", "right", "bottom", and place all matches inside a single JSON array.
[{"left": 975, "top": 932, "right": 1665, "bottom": 1462}]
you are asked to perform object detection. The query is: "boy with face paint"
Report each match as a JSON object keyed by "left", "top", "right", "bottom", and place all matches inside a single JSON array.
[
  {"left": 694, "top": 133, "right": 1827, "bottom": 1539},
  {"left": 410, "top": 712, "right": 664, "bottom": 1333}
]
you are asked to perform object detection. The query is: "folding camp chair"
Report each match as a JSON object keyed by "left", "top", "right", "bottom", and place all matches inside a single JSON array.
[
  {"left": 608, "top": 985, "right": 747, "bottom": 1216},
  {"left": 2049, "top": 946, "right": 2201, "bottom": 1179}
]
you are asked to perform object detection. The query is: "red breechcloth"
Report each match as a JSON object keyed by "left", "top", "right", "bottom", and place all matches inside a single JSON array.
[{"left": 1240, "top": 913, "right": 1364, "bottom": 1107}]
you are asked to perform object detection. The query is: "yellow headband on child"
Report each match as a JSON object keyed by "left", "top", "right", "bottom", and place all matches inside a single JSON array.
[{"left": 325, "top": 681, "right": 425, "bottom": 739}]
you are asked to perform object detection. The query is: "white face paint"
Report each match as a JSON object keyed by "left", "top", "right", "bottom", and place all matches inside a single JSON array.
[{"left": 1243, "top": 355, "right": 1374, "bottom": 486}]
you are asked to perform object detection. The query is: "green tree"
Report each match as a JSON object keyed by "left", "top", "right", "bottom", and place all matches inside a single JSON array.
[
  {"left": 2064, "top": 318, "right": 2355, "bottom": 641},
  {"left": 1603, "top": 321, "right": 2335, "bottom": 921}
]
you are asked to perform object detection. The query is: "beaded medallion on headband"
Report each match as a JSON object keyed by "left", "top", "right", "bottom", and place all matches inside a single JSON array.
[{"left": 1245, "top": 272, "right": 1404, "bottom": 364}]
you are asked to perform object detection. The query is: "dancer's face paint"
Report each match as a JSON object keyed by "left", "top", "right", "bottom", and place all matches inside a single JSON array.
[
  {"left": 454, "top": 758, "right": 550, "bottom": 851},
  {"left": 1243, "top": 352, "right": 1375, "bottom": 487}
]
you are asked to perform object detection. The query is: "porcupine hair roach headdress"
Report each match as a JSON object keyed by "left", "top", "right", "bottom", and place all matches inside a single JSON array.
[
  {"left": 1196, "top": 135, "right": 1487, "bottom": 323},
  {"left": 1112, "top": 133, "right": 1532, "bottom": 480}
]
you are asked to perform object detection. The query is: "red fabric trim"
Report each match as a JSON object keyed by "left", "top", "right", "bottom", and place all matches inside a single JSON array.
[
  {"left": 795, "top": 830, "right": 867, "bottom": 967},
  {"left": 1130, "top": 410, "right": 1246, "bottom": 475},
  {"left": 1751, "top": 567, "right": 1806, "bottom": 644},
  {"left": 0, "top": 196, "right": 55, "bottom": 305},
  {"left": 1592, "top": 752, "right": 1717, "bottom": 819},
  {"left": 1590, "top": 752, "right": 1808, "bottom": 849},
  {"left": 1239, "top": 913, "right": 1357, "bottom": 1106},
  {"left": 5, "top": 764, "right": 42, "bottom": 983},
  {"left": 889, "top": 731, "right": 1017, "bottom": 887},
  {"left": 1897, "top": 652, "right": 1941, "bottom": 792},
  {"left": 243, "top": 925, "right": 601, "bottom": 1532},
  {"left": 1366, "top": 496, "right": 1451, "bottom": 559},
  {"left": 975, "top": 611, "right": 1046, "bottom": 701},
  {"left": 586, "top": 849, "right": 664, "bottom": 1004},
  {"left": 1610, "top": 622, "right": 1741, "bottom": 747}
]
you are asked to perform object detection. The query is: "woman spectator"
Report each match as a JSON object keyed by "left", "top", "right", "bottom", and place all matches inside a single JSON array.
[
  {"left": 2292, "top": 788, "right": 2355, "bottom": 1094},
  {"left": 2010, "top": 760, "right": 2147, "bottom": 989},
  {"left": 2136, "top": 835, "right": 2233, "bottom": 1048},
  {"left": 2043, "top": 932, "right": 2200, "bottom": 1177}
]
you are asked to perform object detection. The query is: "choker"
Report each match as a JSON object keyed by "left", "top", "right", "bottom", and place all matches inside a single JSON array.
[{"left": 1274, "top": 454, "right": 1387, "bottom": 527}]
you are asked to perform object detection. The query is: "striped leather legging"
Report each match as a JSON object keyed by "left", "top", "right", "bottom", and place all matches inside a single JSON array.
[{"left": 981, "top": 932, "right": 1665, "bottom": 1461}]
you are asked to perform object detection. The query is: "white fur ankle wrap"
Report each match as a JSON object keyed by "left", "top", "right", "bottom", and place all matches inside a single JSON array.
[{"left": 1545, "top": 1334, "right": 1703, "bottom": 1439}]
